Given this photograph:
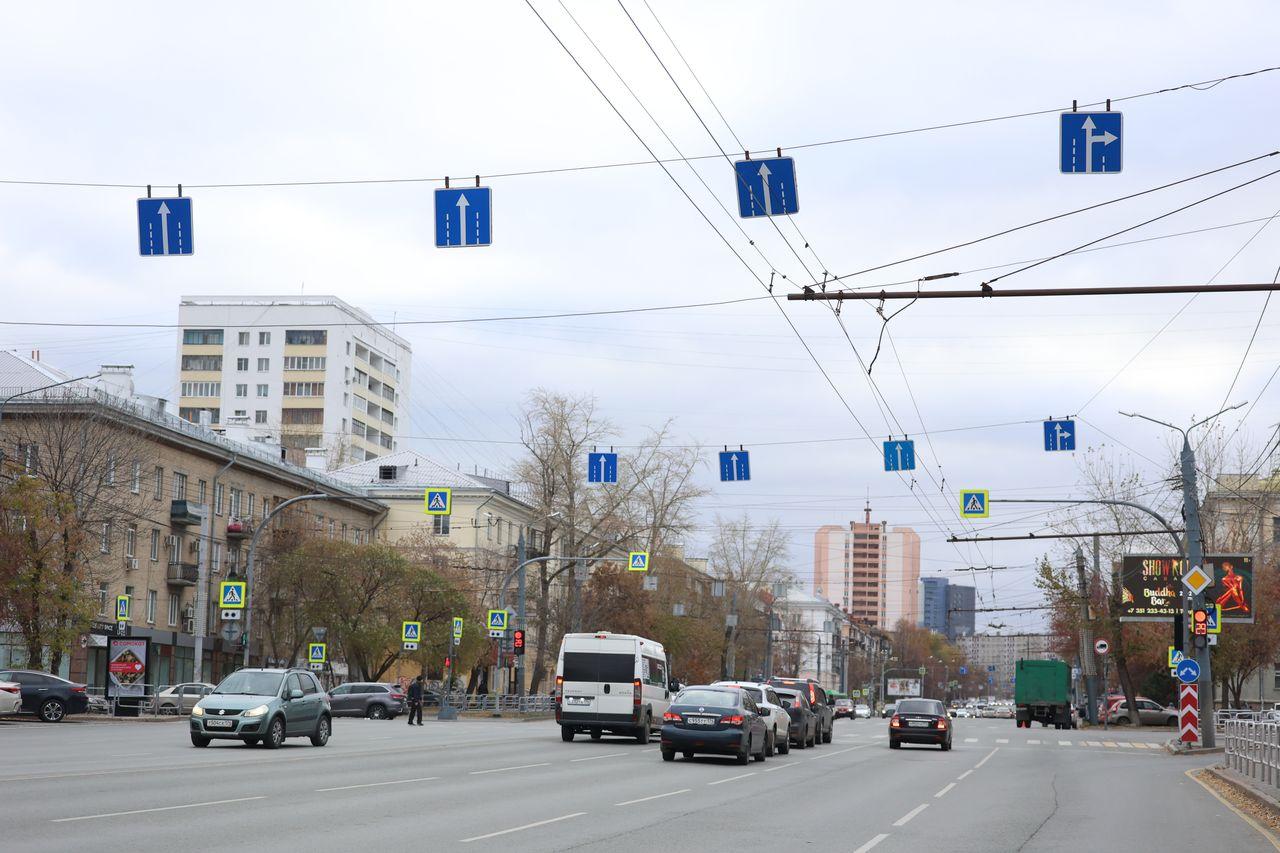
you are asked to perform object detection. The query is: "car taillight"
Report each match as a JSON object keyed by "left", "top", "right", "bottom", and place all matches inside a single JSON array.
[
  {"left": 391, "top": 692, "right": 405, "bottom": 700},
  {"left": 936, "top": 718, "right": 948, "bottom": 730},
  {"left": 720, "top": 714, "right": 745, "bottom": 727},
  {"left": 555, "top": 675, "right": 563, "bottom": 701},
  {"left": 72, "top": 686, "right": 86, "bottom": 693},
  {"left": 663, "top": 711, "right": 682, "bottom": 722},
  {"left": 633, "top": 678, "right": 642, "bottom": 707},
  {"left": 0, "top": 685, "right": 18, "bottom": 694},
  {"left": 890, "top": 714, "right": 901, "bottom": 728},
  {"left": 809, "top": 684, "right": 816, "bottom": 704}
]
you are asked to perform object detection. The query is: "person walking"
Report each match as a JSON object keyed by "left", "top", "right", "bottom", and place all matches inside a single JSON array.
[{"left": 407, "top": 675, "right": 425, "bottom": 726}]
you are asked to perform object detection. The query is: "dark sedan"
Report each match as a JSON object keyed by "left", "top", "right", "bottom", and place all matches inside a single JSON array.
[
  {"left": 661, "top": 686, "right": 768, "bottom": 764},
  {"left": 889, "top": 698, "right": 952, "bottom": 750},
  {"left": 772, "top": 686, "right": 817, "bottom": 749},
  {"left": 0, "top": 669, "right": 90, "bottom": 722}
]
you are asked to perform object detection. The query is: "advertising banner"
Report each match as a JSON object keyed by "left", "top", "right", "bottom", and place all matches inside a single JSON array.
[
  {"left": 1118, "top": 555, "right": 1254, "bottom": 623},
  {"left": 106, "top": 636, "right": 150, "bottom": 699},
  {"left": 886, "top": 678, "right": 921, "bottom": 697}
]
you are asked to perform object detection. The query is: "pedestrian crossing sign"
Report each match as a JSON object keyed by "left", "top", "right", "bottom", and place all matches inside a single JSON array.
[
  {"left": 1167, "top": 646, "right": 1185, "bottom": 668},
  {"left": 423, "top": 488, "right": 452, "bottom": 516},
  {"left": 960, "top": 489, "right": 989, "bottom": 519},
  {"left": 452, "top": 617, "right": 464, "bottom": 641},
  {"left": 487, "top": 609, "right": 509, "bottom": 631},
  {"left": 1206, "top": 604, "right": 1221, "bottom": 634},
  {"left": 115, "top": 594, "right": 131, "bottom": 622},
  {"left": 219, "top": 581, "right": 246, "bottom": 609},
  {"left": 628, "top": 551, "right": 649, "bottom": 572},
  {"left": 402, "top": 621, "right": 421, "bottom": 643},
  {"left": 308, "top": 643, "right": 327, "bottom": 664}
]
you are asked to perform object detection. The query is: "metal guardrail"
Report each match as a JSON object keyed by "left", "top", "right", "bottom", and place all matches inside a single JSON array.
[
  {"left": 1224, "top": 719, "right": 1280, "bottom": 788},
  {"left": 1216, "top": 709, "right": 1267, "bottom": 729},
  {"left": 437, "top": 693, "right": 555, "bottom": 714}
]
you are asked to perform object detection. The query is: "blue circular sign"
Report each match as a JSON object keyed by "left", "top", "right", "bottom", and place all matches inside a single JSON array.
[{"left": 1175, "top": 658, "right": 1201, "bottom": 684}]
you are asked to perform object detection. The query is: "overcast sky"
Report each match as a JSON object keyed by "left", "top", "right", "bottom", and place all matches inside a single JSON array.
[{"left": 3, "top": 1, "right": 1279, "bottom": 633}]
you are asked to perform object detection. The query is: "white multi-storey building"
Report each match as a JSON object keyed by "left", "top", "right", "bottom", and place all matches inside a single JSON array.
[{"left": 175, "top": 296, "right": 411, "bottom": 467}]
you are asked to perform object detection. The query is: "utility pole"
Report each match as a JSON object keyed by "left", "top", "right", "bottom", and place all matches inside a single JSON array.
[
  {"left": 1121, "top": 403, "right": 1244, "bottom": 750},
  {"left": 1076, "top": 546, "right": 1099, "bottom": 724}
]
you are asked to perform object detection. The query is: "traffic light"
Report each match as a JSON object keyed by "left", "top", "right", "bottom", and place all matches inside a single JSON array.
[
  {"left": 513, "top": 629, "right": 526, "bottom": 655},
  {"left": 1192, "top": 609, "right": 1208, "bottom": 636},
  {"left": 444, "top": 656, "right": 451, "bottom": 669}
]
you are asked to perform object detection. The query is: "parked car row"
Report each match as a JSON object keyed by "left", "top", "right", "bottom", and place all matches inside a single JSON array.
[{"left": 0, "top": 669, "right": 90, "bottom": 722}]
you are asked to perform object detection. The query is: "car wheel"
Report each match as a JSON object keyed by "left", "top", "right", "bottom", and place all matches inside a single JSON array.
[
  {"left": 794, "top": 731, "right": 806, "bottom": 749},
  {"left": 823, "top": 725, "right": 833, "bottom": 744},
  {"left": 765, "top": 729, "right": 775, "bottom": 757},
  {"left": 889, "top": 739, "right": 901, "bottom": 749},
  {"left": 1115, "top": 716, "right": 1130, "bottom": 726},
  {"left": 367, "top": 704, "right": 387, "bottom": 720},
  {"left": 191, "top": 732, "right": 210, "bottom": 748},
  {"left": 561, "top": 727, "right": 575, "bottom": 742},
  {"left": 39, "top": 698, "right": 65, "bottom": 722},
  {"left": 160, "top": 703, "right": 178, "bottom": 716},
  {"left": 262, "top": 716, "right": 286, "bottom": 750},
  {"left": 590, "top": 729, "right": 603, "bottom": 741},
  {"left": 778, "top": 730, "right": 790, "bottom": 754},
  {"left": 942, "top": 738, "right": 952, "bottom": 751},
  {"left": 243, "top": 737, "right": 260, "bottom": 746},
  {"left": 662, "top": 749, "right": 675, "bottom": 762},
  {"left": 807, "top": 728, "right": 816, "bottom": 748},
  {"left": 635, "top": 716, "right": 650, "bottom": 745},
  {"left": 310, "top": 714, "right": 331, "bottom": 747},
  {"left": 736, "top": 739, "right": 751, "bottom": 765},
  {"left": 754, "top": 735, "right": 767, "bottom": 762}
]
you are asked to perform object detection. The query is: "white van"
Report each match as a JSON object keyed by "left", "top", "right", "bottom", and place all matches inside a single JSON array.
[{"left": 555, "top": 632, "right": 672, "bottom": 743}]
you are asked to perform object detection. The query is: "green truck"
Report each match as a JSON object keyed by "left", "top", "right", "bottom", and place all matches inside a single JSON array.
[{"left": 1014, "top": 659, "right": 1073, "bottom": 729}]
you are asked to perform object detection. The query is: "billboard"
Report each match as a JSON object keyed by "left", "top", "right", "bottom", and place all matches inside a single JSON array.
[
  {"left": 106, "top": 636, "right": 150, "bottom": 699},
  {"left": 1118, "top": 555, "right": 1254, "bottom": 623},
  {"left": 886, "top": 678, "right": 921, "bottom": 697}
]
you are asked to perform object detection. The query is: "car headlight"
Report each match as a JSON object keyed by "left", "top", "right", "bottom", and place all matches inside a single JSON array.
[
  {"left": 191, "top": 705, "right": 204, "bottom": 717},
  {"left": 244, "top": 704, "right": 270, "bottom": 717}
]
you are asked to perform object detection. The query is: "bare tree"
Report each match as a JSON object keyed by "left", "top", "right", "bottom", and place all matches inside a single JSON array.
[{"left": 707, "top": 514, "right": 792, "bottom": 678}]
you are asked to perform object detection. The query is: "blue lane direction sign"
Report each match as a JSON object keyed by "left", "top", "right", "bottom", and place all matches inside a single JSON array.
[
  {"left": 1043, "top": 419, "right": 1076, "bottom": 452},
  {"left": 1060, "top": 112, "right": 1122, "bottom": 174},
  {"left": 1175, "top": 658, "right": 1200, "bottom": 684},
  {"left": 588, "top": 452, "right": 618, "bottom": 484},
  {"left": 137, "top": 197, "right": 194, "bottom": 256},
  {"left": 883, "top": 439, "right": 916, "bottom": 472},
  {"left": 734, "top": 157, "right": 799, "bottom": 218},
  {"left": 435, "top": 187, "right": 492, "bottom": 247},
  {"left": 719, "top": 450, "right": 751, "bottom": 482}
]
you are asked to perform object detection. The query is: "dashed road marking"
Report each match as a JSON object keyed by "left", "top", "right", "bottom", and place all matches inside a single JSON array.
[
  {"left": 893, "top": 803, "right": 928, "bottom": 826},
  {"left": 708, "top": 772, "right": 756, "bottom": 786},
  {"left": 317, "top": 776, "right": 438, "bottom": 792},
  {"left": 571, "top": 752, "right": 628, "bottom": 762},
  {"left": 53, "top": 796, "right": 265, "bottom": 823},
  {"left": 615, "top": 789, "right": 689, "bottom": 806},
  {"left": 469, "top": 762, "right": 550, "bottom": 776},
  {"left": 935, "top": 782, "right": 956, "bottom": 798},
  {"left": 853, "top": 833, "right": 890, "bottom": 853},
  {"left": 460, "top": 812, "right": 585, "bottom": 843}
]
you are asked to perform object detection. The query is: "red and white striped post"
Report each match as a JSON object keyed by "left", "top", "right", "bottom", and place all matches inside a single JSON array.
[{"left": 1179, "top": 683, "right": 1199, "bottom": 744}]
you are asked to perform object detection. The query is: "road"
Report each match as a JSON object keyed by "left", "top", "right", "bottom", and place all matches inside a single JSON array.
[{"left": 1, "top": 715, "right": 1271, "bottom": 851}]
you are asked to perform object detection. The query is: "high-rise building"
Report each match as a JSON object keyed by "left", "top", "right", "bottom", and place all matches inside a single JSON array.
[
  {"left": 920, "top": 577, "right": 948, "bottom": 634},
  {"left": 946, "top": 583, "right": 976, "bottom": 640},
  {"left": 920, "top": 578, "right": 976, "bottom": 640},
  {"left": 813, "top": 506, "right": 919, "bottom": 631},
  {"left": 175, "top": 296, "right": 411, "bottom": 468}
]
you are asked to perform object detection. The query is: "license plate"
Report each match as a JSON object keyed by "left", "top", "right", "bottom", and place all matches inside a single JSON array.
[
  {"left": 686, "top": 716, "right": 715, "bottom": 726},
  {"left": 908, "top": 720, "right": 930, "bottom": 728},
  {"left": 205, "top": 719, "right": 234, "bottom": 729},
  {"left": 566, "top": 697, "right": 591, "bottom": 705}
]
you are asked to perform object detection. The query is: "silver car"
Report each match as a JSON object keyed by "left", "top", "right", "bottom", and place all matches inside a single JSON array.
[
  {"left": 155, "top": 682, "right": 214, "bottom": 714},
  {"left": 1110, "top": 699, "right": 1178, "bottom": 727}
]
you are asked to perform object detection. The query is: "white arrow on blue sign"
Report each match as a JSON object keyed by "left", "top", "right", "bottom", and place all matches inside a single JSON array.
[
  {"left": 883, "top": 440, "right": 916, "bottom": 472},
  {"left": 1043, "top": 419, "right": 1076, "bottom": 452},
  {"left": 1060, "top": 112, "right": 1122, "bottom": 174},
  {"left": 719, "top": 450, "right": 750, "bottom": 482},
  {"left": 734, "top": 157, "right": 798, "bottom": 218},
  {"left": 435, "top": 187, "right": 492, "bottom": 247},
  {"left": 137, "top": 197, "right": 194, "bottom": 256},
  {"left": 588, "top": 452, "right": 618, "bottom": 484},
  {"left": 1175, "top": 658, "right": 1201, "bottom": 684}
]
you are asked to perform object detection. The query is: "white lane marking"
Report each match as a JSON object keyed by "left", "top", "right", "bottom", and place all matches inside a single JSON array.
[
  {"left": 872, "top": 734, "right": 887, "bottom": 739},
  {"left": 893, "top": 803, "right": 929, "bottom": 826},
  {"left": 763, "top": 762, "right": 795, "bottom": 772},
  {"left": 1102, "top": 741, "right": 1118, "bottom": 748},
  {"left": 996, "top": 738, "right": 1009, "bottom": 744},
  {"left": 615, "top": 788, "right": 690, "bottom": 806},
  {"left": 1027, "top": 739, "right": 1041, "bottom": 745},
  {"left": 852, "top": 833, "right": 890, "bottom": 853},
  {"left": 1117, "top": 742, "right": 1134, "bottom": 748},
  {"left": 571, "top": 752, "right": 629, "bottom": 762},
  {"left": 317, "top": 776, "right": 439, "bottom": 792},
  {"left": 469, "top": 762, "right": 551, "bottom": 776},
  {"left": 707, "top": 772, "right": 756, "bottom": 786},
  {"left": 956, "top": 769, "right": 974, "bottom": 780},
  {"left": 460, "top": 812, "right": 585, "bottom": 843},
  {"left": 809, "top": 744, "right": 867, "bottom": 760},
  {"left": 935, "top": 782, "right": 956, "bottom": 798},
  {"left": 1058, "top": 740, "right": 1072, "bottom": 746},
  {"left": 109, "top": 752, "right": 155, "bottom": 757},
  {"left": 974, "top": 747, "right": 999, "bottom": 769},
  {"left": 964, "top": 737, "right": 978, "bottom": 743},
  {"left": 1084, "top": 740, "right": 1102, "bottom": 746},
  {"left": 52, "top": 796, "right": 265, "bottom": 823},
  {"left": 369, "top": 736, "right": 394, "bottom": 741}
]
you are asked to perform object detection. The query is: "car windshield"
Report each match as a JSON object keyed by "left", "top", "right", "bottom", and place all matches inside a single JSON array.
[
  {"left": 213, "top": 672, "right": 284, "bottom": 696},
  {"left": 896, "top": 699, "right": 943, "bottom": 715},
  {"left": 676, "top": 689, "right": 738, "bottom": 707}
]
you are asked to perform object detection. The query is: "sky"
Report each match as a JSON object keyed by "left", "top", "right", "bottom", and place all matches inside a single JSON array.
[{"left": 2, "top": 1, "right": 1279, "bottom": 635}]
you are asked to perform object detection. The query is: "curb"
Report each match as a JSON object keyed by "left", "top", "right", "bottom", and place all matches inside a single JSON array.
[{"left": 1205, "top": 766, "right": 1280, "bottom": 826}]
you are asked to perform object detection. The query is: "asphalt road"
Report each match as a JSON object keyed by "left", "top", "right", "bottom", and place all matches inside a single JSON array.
[{"left": 2, "top": 715, "right": 1272, "bottom": 851}]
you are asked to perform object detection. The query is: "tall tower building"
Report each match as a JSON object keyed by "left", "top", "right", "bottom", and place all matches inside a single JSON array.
[
  {"left": 883, "top": 526, "right": 921, "bottom": 630},
  {"left": 813, "top": 504, "right": 919, "bottom": 630},
  {"left": 920, "top": 577, "right": 949, "bottom": 634},
  {"left": 176, "top": 296, "right": 411, "bottom": 467}
]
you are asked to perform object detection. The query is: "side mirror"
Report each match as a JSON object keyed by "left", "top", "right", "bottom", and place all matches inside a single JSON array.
[{"left": 289, "top": 689, "right": 304, "bottom": 700}]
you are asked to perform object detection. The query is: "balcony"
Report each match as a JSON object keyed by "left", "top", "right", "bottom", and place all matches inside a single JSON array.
[
  {"left": 166, "top": 561, "right": 199, "bottom": 586},
  {"left": 225, "top": 518, "right": 252, "bottom": 540},
  {"left": 170, "top": 500, "right": 205, "bottom": 526}
]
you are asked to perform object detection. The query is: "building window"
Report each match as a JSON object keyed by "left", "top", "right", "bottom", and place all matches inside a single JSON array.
[
  {"left": 153, "top": 466, "right": 163, "bottom": 499},
  {"left": 229, "top": 488, "right": 242, "bottom": 518},
  {"left": 433, "top": 515, "right": 450, "bottom": 535},
  {"left": 259, "top": 331, "right": 271, "bottom": 346},
  {"left": 182, "top": 329, "right": 224, "bottom": 345},
  {"left": 168, "top": 595, "right": 180, "bottom": 627},
  {"left": 235, "top": 384, "right": 248, "bottom": 398},
  {"left": 329, "top": 519, "right": 335, "bottom": 538},
  {"left": 197, "top": 479, "right": 207, "bottom": 503},
  {"left": 285, "top": 329, "right": 327, "bottom": 345},
  {"left": 17, "top": 443, "right": 38, "bottom": 474},
  {"left": 227, "top": 547, "right": 239, "bottom": 575},
  {"left": 98, "top": 583, "right": 109, "bottom": 614},
  {"left": 238, "top": 331, "right": 250, "bottom": 346},
  {"left": 180, "top": 381, "right": 221, "bottom": 398},
  {"left": 256, "top": 384, "right": 269, "bottom": 398},
  {"left": 100, "top": 522, "right": 111, "bottom": 554},
  {"left": 179, "top": 407, "right": 221, "bottom": 425},
  {"left": 255, "top": 410, "right": 268, "bottom": 424},
  {"left": 167, "top": 535, "right": 180, "bottom": 564},
  {"left": 181, "top": 355, "right": 223, "bottom": 371},
  {"left": 248, "top": 494, "right": 256, "bottom": 518},
  {"left": 106, "top": 454, "right": 116, "bottom": 486},
  {"left": 283, "top": 356, "right": 326, "bottom": 370},
  {"left": 234, "top": 409, "right": 247, "bottom": 417},
  {"left": 257, "top": 358, "right": 270, "bottom": 372},
  {"left": 212, "top": 542, "right": 221, "bottom": 573},
  {"left": 1273, "top": 517, "right": 1280, "bottom": 544},
  {"left": 125, "top": 525, "right": 137, "bottom": 559},
  {"left": 146, "top": 590, "right": 157, "bottom": 624},
  {"left": 214, "top": 483, "right": 225, "bottom": 516},
  {"left": 150, "top": 529, "right": 159, "bottom": 561},
  {"left": 236, "top": 358, "right": 248, "bottom": 372},
  {"left": 282, "top": 408, "right": 323, "bottom": 425},
  {"left": 131, "top": 460, "right": 141, "bottom": 494},
  {"left": 283, "top": 382, "right": 324, "bottom": 397},
  {"left": 172, "top": 472, "right": 187, "bottom": 500}
]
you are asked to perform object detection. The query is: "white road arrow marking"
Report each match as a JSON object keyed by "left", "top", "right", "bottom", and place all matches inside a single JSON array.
[
  {"left": 727, "top": 453, "right": 739, "bottom": 480},
  {"left": 456, "top": 194, "right": 470, "bottom": 245},
  {"left": 757, "top": 164, "right": 774, "bottom": 215},
  {"left": 157, "top": 202, "right": 171, "bottom": 255}
]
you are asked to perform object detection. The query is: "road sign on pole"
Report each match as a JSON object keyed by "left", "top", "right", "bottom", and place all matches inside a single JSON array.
[
  {"left": 1042, "top": 419, "right": 1076, "bottom": 452},
  {"left": 137, "top": 197, "right": 194, "bottom": 256},
  {"left": 308, "top": 643, "right": 327, "bottom": 664},
  {"left": 733, "top": 156, "right": 799, "bottom": 218},
  {"left": 1182, "top": 564, "right": 1212, "bottom": 595},
  {"left": 434, "top": 187, "right": 492, "bottom": 247},
  {"left": 423, "top": 488, "right": 452, "bottom": 516},
  {"left": 402, "top": 621, "right": 421, "bottom": 644},
  {"left": 1179, "top": 683, "right": 1199, "bottom": 743},
  {"left": 588, "top": 452, "right": 618, "bottom": 484},
  {"left": 1205, "top": 604, "right": 1222, "bottom": 634},
  {"left": 1094, "top": 638, "right": 1109, "bottom": 655},
  {"left": 628, "top": 551, "right": 650, "bottom": 572},
  {"left": 115, "top": 594, "right": 131, "bottom": 623},
  {"left": 960, "top": 489, "right": 989, "bottom": 518},
  {"left": 452, "top": 617, "right": 464, "bottom": 642},
  {"left": 883, "top": 440, "right": 916, "bottom": 472},
  {"left": 1175, "top": 658, "right": 1200, "bottom": 684},
  {"left": 1060, "top": 112, "right": 1122, "bottom": 174},
  {"left": 1167, "top": 646, "right": 1185, "bottom": 668},
  {"left": 719, "top": 450, "right": 750, "bottom": 482},
  {"left": 486, "top": 609, "right": 509, "bottom": 632},
  {"left": 219, "top": 581, "right": 246, "bottom": 609}
]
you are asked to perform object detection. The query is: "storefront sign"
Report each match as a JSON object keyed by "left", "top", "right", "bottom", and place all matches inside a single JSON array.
[{"left": 106, "top": 636, "right": 150, "bottom": 699}]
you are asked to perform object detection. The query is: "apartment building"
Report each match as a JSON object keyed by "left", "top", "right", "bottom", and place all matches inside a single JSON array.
[
  {"left": 920, "top": 577, "right": 976, "bottom": 641},
  {"left": 813, "top": 506, "right": 921, "bottom": 631},
  {"left": 956, "top": 633, "right": 1056, "bottom": 699},
  {"left": 176, "top": 296, "right": 412, "bottom": 467}
]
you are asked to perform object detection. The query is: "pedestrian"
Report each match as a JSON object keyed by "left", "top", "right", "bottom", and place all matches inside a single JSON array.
[{"left": 407, "top": 674, "right": 425, "bottom": 726}]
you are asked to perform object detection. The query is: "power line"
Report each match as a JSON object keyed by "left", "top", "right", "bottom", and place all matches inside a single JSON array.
[
  {"left": 788, "top": 282, "right": 1280, "bottom": 301},
  {"left": 1, "top": 65, "right": 1272, "bottom": 192}
]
